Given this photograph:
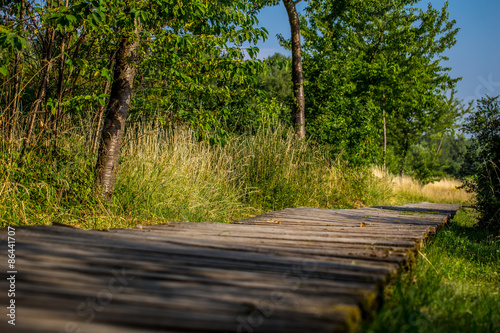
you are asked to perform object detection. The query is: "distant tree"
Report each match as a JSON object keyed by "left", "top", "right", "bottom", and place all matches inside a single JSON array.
[
  {"left": 260, "top": 53, "right": 292, "bottom": 104},
  {"left": 406, "top": 142, "right": 444, "bottom": 184},
  {"left": 438, "top": 134, "right": 469, "bottom": 178},
  {"left": 403, "top": 90, "right": 470, "bottom": 182}
]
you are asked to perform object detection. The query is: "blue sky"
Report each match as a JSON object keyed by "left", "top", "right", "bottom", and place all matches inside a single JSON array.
[{"left": 255, "top": 1, "right": 500, "bottom": 104}]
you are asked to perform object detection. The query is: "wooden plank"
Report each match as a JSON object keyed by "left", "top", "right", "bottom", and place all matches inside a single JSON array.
[{"left": 17, "top": 228, "right": 414, "bottom": 263}]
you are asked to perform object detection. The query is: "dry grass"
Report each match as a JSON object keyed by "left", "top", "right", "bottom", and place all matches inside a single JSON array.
[
  {"left": 115, "top": 124, "right": 254, "bottom": 223},
  {"left": 394, "top": 176, "right": 474, "bottom": 204},
  {"left": 372, "top": 167, "right": 474, "bottom": 205}
]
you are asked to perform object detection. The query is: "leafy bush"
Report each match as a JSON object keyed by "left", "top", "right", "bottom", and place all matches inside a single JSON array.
[{"left": 461, "top": 96, "right": 500, "bottom": 231}]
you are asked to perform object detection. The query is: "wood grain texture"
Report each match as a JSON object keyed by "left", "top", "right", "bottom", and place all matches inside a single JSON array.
[{"left": 0, "top": 203, "right": 460, "bottom": 333}]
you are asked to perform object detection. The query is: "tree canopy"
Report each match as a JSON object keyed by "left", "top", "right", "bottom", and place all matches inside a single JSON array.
[
  {"left": 0, "top": 0, "right": 473, "bottom": 204},
  {"left": 301, "top": 0, "right": 460, "bottom": 167}
]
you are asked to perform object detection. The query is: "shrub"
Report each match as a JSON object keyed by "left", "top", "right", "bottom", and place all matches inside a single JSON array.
[{"left": 461, "top": 95, "right": 500, "bottom": 231}]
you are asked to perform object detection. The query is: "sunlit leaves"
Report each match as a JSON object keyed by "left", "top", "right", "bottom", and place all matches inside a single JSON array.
[
  {"left": 0, "top": 27, "right": 27, "bottom": 76},
  {"left": 301, "top": 0, "right": 459, "bottom": 167}
]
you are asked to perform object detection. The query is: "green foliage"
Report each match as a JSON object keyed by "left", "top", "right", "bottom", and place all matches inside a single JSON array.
[
  {"left": 0, "top": 27, "right": 26, "bottom": 74},
  {"left": 301, "top": 0, "right": 460, "bottom": 168},
  {"left": 307, "top": 96, "right": 380, "bottom": 166},
  {"left": 219, "top": 97, "right": 292, "bottom": 135},
  {"left": 461, "top": 96, "right": 500, "bottom": 231},
  {"left": 437, "top": 134, "right": 469, "bottom": 178},
  {"left": 258, "top": 53, "right": 293, "bottom": 103},
  {"left": 0, "top": 0, "right": 470, "bottom": 230},
  {"left": 406, "top": 143, "right": 444, "bottom": 184},
  {"left": 386, "top": 130, "right": 470, "bottom": 182},
  {"left": 362, "top": 208, "right": 500, "bottom": 333},
  {"left": 0, "top": 139, "right": 105, "bottom": 227}
]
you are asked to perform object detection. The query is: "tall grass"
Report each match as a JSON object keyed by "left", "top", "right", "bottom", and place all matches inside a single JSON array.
[
  {"left": 0, "top": 137, "right": 118, "bottom": 229},
  {"left": 113, "top": 121, "right": 392, "bottom": 223},
  {"left": 226, "top": 121, "right": 392, "bottom": 211},
  {"left": 114, "top": 124, "right": 254, "bottom": 223},
  {"left": 1, "top": 120, "right": 471, "bottom": 229}
]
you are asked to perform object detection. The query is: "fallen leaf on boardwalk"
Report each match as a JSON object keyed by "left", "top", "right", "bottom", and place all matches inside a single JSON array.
[{"left": 360, "top": 222, "right": 366, "bottom": 227}]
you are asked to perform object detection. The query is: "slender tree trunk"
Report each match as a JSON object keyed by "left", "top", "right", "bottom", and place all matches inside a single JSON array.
[
  {"left": 383, "top": 109, "right": 387, "bottom": 172},
  {"left": 399, "top": 136, "right": 409, "bottom": 177},
  {"left": 52, "top": 0, "right": 70, "bottom": 140},
  {"left": 91, "top": 78, "right": 111, "bottom": 154},
  {"left": 10, "top": 51, "right": 21, "bottom": 144},
  {"left": 95, "top": 32, "right": 139, "bottom": 200},
  {"left": 436, "top": 134, "right": 444, "bottom": 155},
  {"left": 10, "top": 0, "right": 25, "bottom": 145},
  {"left": 52, "top": 34, "right": 67, "bottom": 140},
  {"left": 283, "top": 0, "right": 305, "bottom": 138},
  {"left": 66, "top": 38, "right": 92, "bottom": 100},
  {"left": 25, "top": 27, "right": 56, "bottom": 146}
]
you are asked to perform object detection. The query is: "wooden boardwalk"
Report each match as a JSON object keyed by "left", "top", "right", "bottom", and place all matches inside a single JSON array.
[{"left": 1, "top": 203, "right": 460, "bottom": 333}]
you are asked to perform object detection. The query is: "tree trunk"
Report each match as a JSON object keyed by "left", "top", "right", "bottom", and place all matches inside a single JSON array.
[
  {"left": 10, "top": 52, "right": 21, "bottom": 144},
  {"left": 399, "top": 136, "right": 409, "bottom": 177},
  {"left": 383, "top": 108, "right": 387, "bottom": 172},
  {"left": 52, "top": 34, "right": 67, "bottom": 140},
  {"left": 436, "top": 134, "right": 444, "bottom": 155},
  {"left": 52, "top": 0, "right": 70, "bottom": 140},
  {"left": 9, "top": 0, "right": 25, "bottom": 145},
  {"left": 91, "top": 78, "right": 111, "bottom": 154},
  {"left": 95, "top": 32, "right": 138, "bottom": 200},
  {"left": 283, "top": 0, "right": 305, "bottom": 138},
  {"left": 24, "top": 27, "right": 56, "bottom": 147}
]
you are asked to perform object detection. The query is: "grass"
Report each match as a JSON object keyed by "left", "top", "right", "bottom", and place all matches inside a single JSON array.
[
  {"left": 361, "top": 208, "right": 500, "bottom": 333},
  {"left": 372, "top": 167, "right": 473, "bottom": 205},
  {"left": 0, "top": 118, "right": 474, "bottom": 229},
  {"left": 114, "top": 124, "right": 255, "bottom": 223},
  {"left": 0, "top": 138, "right": 120, "bottom": 229},
  {"left": 114, "top": 121, "right": 393, "bottom": 223},
  {"left": 0, "top": 121, "right": 393, "bottom": 228},
  {"left": 392, "top": 177, "right": 473, "bottom": 205}
]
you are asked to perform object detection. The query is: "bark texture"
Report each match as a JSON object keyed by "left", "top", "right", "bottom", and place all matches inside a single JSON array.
[
  {"left": 283, "top": 0, "right": 305, "bottom": 138},
  {"left": 95, "top": 34, "right": 138, "bottom": 200}
]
